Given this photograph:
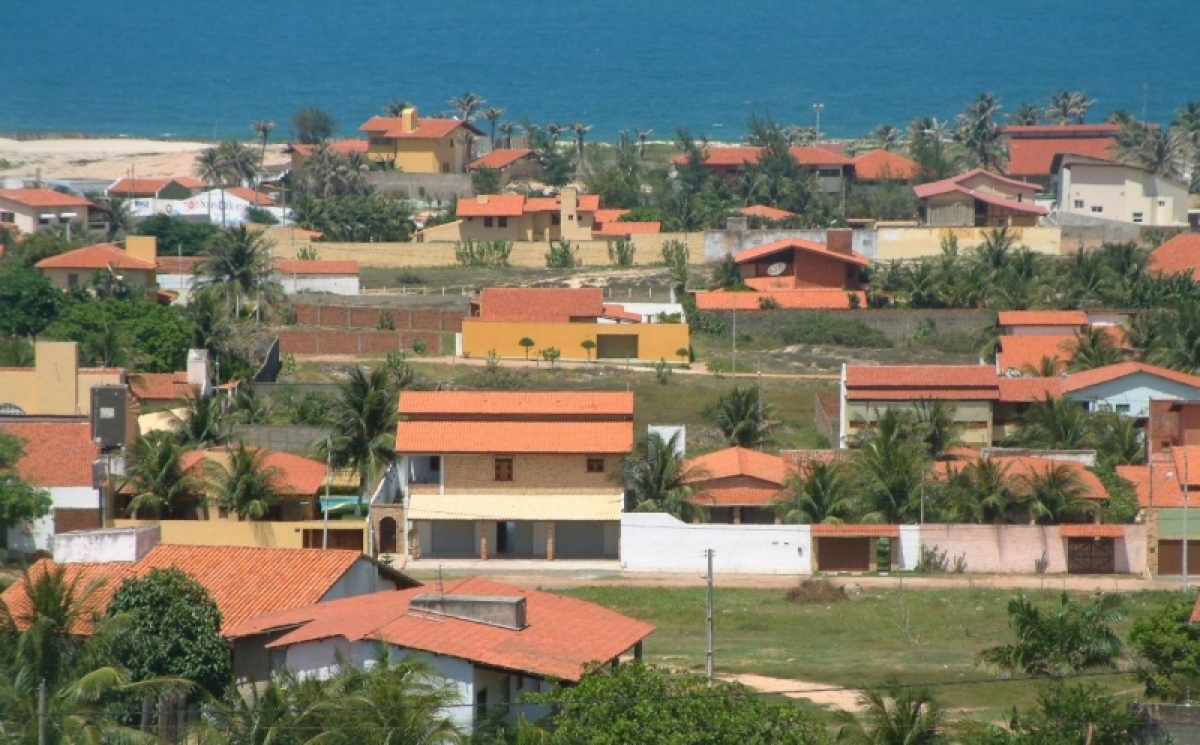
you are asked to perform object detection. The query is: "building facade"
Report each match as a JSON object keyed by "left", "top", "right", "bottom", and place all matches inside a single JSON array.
[
  {"left": 1056, "top": 154, "right": 1190, "bottom": 226},
  {"left": 360, "top": 108, "right": 482, "bottom": 174}
]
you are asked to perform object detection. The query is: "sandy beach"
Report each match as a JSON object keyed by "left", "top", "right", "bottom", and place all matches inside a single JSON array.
[{"left": 0, "top": 138, "right": 290, "bottom": 182}]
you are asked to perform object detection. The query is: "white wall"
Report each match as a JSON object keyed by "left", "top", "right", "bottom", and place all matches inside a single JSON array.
[
  {"left": 278, "top": 275, "right": 360, "bottom": 296},
  {"left": 6, "top": 486, "right": 104, "bottom": 553},
  {"left": 897, "top": 526, "right": 921, "bottom": 571},
  {"left": 613, "top": 302, "right": 685, "bottom": 323},
  {"left": 1066, "top": 373, "right": 1200, "bottom": 418},
  {"left": 1061, "top": 163, "right": 1188, "bottom": 226},
  {"left": 321, "top": 557, "right": 394, "bottom": 600},
  {"left": 52, "top": 525, "right": 160, "bottom": 563},
  {"left": 621, "top": 513, "right": 811, "bottom": 574}
]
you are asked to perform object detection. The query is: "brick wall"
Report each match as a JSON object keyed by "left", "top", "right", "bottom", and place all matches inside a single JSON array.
[
  {"left": 54, "top": 508, "right": 100, "bottom": 534},
  {"left": 443, "top": 453, "right": 619, "bottom": 492},
  {"left": 709, "top": 308, "right": 995, "bottom": 340},
  {"left": 277, "top": 329, "right": 445, "bottom": 356},
  {"left": 291, "top": 304, "right": 465, "bottom": 331}
]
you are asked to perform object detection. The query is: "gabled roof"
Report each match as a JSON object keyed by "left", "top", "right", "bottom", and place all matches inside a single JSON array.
[
  {"left": 225, "top": 577, "right": 653, "bottom": 682},
  {"left": 457, "top": 194, "right": 526, "bottom": 217},
  {"left": 996, "top": 336, "right": 1076, "bottom": 373},
  {"left": 593, "top": 221, "right": 661, "bottom": 237},
  {"left": 592, "top": 208, "right": 629, "bottom": 224},
  {"left": 0, "top": 420, "right": 98, "bottom": 487},
  {"left": 731, "top": 238, "right": 872, "bottom": 267},
  {"left": 852, "top": 149, "right": 919, "bottom": 181},
  {"left": 107, "top": 178, "right": 177, "bottom": 196},
  {"left": 0, "top": 188, "right": 92, "bottom": 208},
  {"left": 739, "top": 204, "right": 795, "bottom": 220},
  {"left": 1172, "top": 446, "right": 1200, "bottom": 488},
  {"left": 469, "top": 148, "right": 532, "bottom": 170},
  {"left": 1117, "top": 463, "right": 1184, "bottom": 508},
  {"left": 275, "top": 259, "right": 359, "bottom": 276},
  {"left": 913, "top": 168, "right": 1040, "bottom": 198},
  {"left": 685, "top": 447, "right": 791, "bottom": 486},
  {"left": 223, "top": 187, "right": 275, "bottom": 206},
  {"left": 474, "top": 287, "right": 606, "bottom": 322},
  {"left": 129, "top": 372, "right": 195, "bottom": 403},
  {"left": 846, "top": 365, "right": 1000, "bottom": 401},
  {"left": 359, "top": 115, "right": 483, "bottom": 139},
  {"left": 155, "top": 256, "right": 204, "bottom": 275},
  {"left": 1006, "top": 137, "right": 1118, "bottom": 178},
  {"left": 788, "top": 146, "right": 853, "bottom": 166},
  {"left": 180, "top": 447, "right": 328, "bottom": 495},
  {"left": 1000, "top": 124, "right": 1124, "bottom": 138},
  {"left": 1149, "top": 233, "right": 1200, "bottom": 277},
  {"left": 1060, "top": 362, "right": 1200, "bottom": 394},
  {"left": 997, "top": 377, "right": 1064, "bottom": 403},
  {"left": 997, "top": 310, "right": 1089, "bottom": 327},
  {"left": 399, "top": 391, "right": 634, "bottom": 417},
  {"left": 694, "top": 289, "right": 866, "bottom": 310},
  {"left": 35, "top": 243, "right": 156, "bottom": 271}
]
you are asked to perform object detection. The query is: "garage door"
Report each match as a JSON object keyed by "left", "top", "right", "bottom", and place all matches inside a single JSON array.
[
  {"left": 817, "top": 538, "right": 871, "bottom": 572},
  {"left": 596, "top": 334, "right": 638, "bottom": 360},
  {"left": 1157, "top": 540, "right": 1200, "bottom": 575},
  {"left": 1066, "top": 538, "right": 1114, "bottom": 574},
  {"left": 431, "top": 521, "right": 476, "bottom": 556},
  {"left": 555, "top": 521, "right": 609, "bottom": 557}
]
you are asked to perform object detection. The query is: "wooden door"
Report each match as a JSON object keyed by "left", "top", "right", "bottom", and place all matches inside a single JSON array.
[
  {"left": 1158, "top": 540, "right": 1200, "bottom": 575},
  {"left": 817, "top": 538, "right": 871, "bottom": 572},
  {"left": 1066, "top": 538, "right": 1115, "bottom": 574}
]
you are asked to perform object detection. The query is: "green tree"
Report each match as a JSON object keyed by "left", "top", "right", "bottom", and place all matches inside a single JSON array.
[
  {"left": 292, "top": 105, "right": 337, "bottom": 145},
  {"left": 955, "top": 92, "right": 1006, "bottom": 171},
  {"left": 133, "top": 214, "right": 219, "bottom": 256},
  {"left": 315, "top": 366, "right": 399, "bottom": 515},
  {"left": 1009, "top": 102, "right": 1041, "bottom": 126},
  {"left": 170, "top": 393, "right": 233, "bottom": 448},
  {"left": 625, "top": 432, "right": 707, "bottom": 522},
  {"left": 773, "top": 461, "right": 853, "bottom": 524},
  {"left": 449, "top": 92, "right": 485, "bottom": 123},
  {"left": 835, "top": 683, "right": 947, "bottom": 745},
  {"left": 0, "top": 432, "right": 52, "bottom": 542},
  {"left": 704, "top": 385, "right": 774, "bottom": 448},
  {"left": 481, "top": 107, "right": 505, "bottom": 150},
  {"left": 978, "top": 592, "right": 1125, "bottom": 678},
  {"left": 711, "top": 253, "right": 744, "bottom": 290},
  {"left": 914, "top": 400, "right": 965, "bottom": 461},
  {"left": 471, "top": 166, "right": 500, "bottom": 195},
  {"left": 1128, "top": 593, "right": 1200, "bottom": 702},
  {"left": 195, "top": 225, "right": 284, "bottom": 317},
  {"left": 0, "top": 268, "right": 64, "bottom": 338},
  {"left": 1066, "top": 327, "right": 1123, "bottom": 371},
  {"left": 580, "top": 338, "right": 596, "bottom": 361},
  {"left": 44, "top": 299, "right": 193, "bottom": 372},
  {"left": 1016, "top": 464, "right": 1098, "bottom": 524},
  {"left": 1012, "top": 396, "right": 1092, "bottom": 450},
  {"left": 251, "top": 119, "right": 276, "bottom": 173},
  {"left": 1044, "top": 90, "right": 1096, "bottom": 125},
  {"left": 977, "top": 682, "right": 1157, "bottom": 745},
  {"left": 850, "top": 408, "right": 926, "bottom": 523},
  {"left": 120, "top": 432, "right": 204, "bottom": 518},
  {"left": 208, "top": 444, "right": 281, "bottom": 520},
  {"left": 518, "top": 336, "right": 535, "bottom": 359}
]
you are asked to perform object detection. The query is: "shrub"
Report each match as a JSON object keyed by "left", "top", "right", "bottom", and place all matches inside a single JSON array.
[
  {"left": 395, "top": 271, "right": 424, "bottom": 285},
  {"left": 779, "top": 314, "right": 892, "bottom": 348},
  {"left": 916, "top": 545, "right": 949, "bottom": 573},
  {"left": 608, "top": 239, "right": 636, "bottom": 267},
  {"left": 848, "top": 292, "right": 862, "bottom": 309},
  {"left": 246, "top": 206, "right": 278, "bottom": 225},
  {"left": 376, "top": 311, "right": 395, "bottom": 331},
  {"left": 539, "top": 347, "right": 561, "bottom": 367},
  {"left": 653, "top": 358, "right": 672, "bottom": 385},
  {"left": 296, "top": 244, "right": 319, "bottom": 260},
  {"left": 786, "top": 578, "right": 847, "bottom": 604},
  {"left": 545, "top": 239, "right": 578, "bottom": 268},
  {"left": 411, "top": 338, "right": 428, "bottom": 355},
  {"left": 470, "top": 166, "right": 500, "bottom": 195},
  {"left": 757, "top": 296, "right": 780, "bottom": 310},
  {"left": 454, "top": 239, "right": 513, "bottom": 268}
]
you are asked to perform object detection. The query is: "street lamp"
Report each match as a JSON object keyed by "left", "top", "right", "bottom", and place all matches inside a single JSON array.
[{"left": 812, "top": 103, "right": 825, "bottom": 141}]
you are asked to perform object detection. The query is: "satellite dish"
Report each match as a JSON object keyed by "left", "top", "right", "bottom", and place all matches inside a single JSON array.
[{"left": 766, "top": 262, "right": 787, "bottom": 277}]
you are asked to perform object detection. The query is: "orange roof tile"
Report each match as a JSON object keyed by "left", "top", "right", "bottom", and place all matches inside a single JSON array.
[
  {"left": 1000, "top": 125, "right": 1124, "bottom": 137},
  {"left": 852, "top": 149, "right": 919, "bottom": 181},
  {"left": 129, "top": 372, "right": 195, "bottom": 403},
  {"left": 1171, "top": 446, "right": 1200, "bottom": 488},
  {"left": 0, "top": 188, "right": 92, "bottom": 208},
  {"left": 360, "top": 115, "right": 483, "bottom": 139},
  {"left": 1117, "top": 464, "right": 1184, "bottom": 508},
  {"left": 685, "top": 447, "right": 791, "bottom": 485},
  {"left": 935, "top": 455, "right": 1107, "bottom": 500},
  {"left": 396, "top": 421, "right": 632, "bottom": 454},
  {"left": 107, "top": 178, "right": 175, "bottom": 196},
  {"left": 35, "top": 243, "right": 156, "bottom": 271},
  {"left": 173, "top": 176, "right": 206, "bottom": 189},
  {"left": 1058, "top": 524, "right": 1124, "bottom": 538},
  {"left": 227, "top": 577, "right": 653, "bottom": 682},
  {"left": 996, "top": 335, "right": 1076, "bottom": 373},
  {"left": 592, "top": 209, "right": 629, "bottom": 225},
  {"left": 673, "top": 146, "right": 852, "bottom": 169},
  {"left": 224, "top": 187, "right": 275, "bottom": 206},
  {"left": 997, "top": 310, "right": 1089, "bottom": 327},
  {"left": 475, "top": 287, "right": 606, "bottom": 322},
  {"left": 1005, "top": 137, "right": 1118, "bottom": 178},
  {"left": 788, "top": 146, "right": 853, "bottom": 166},
  {"left": 847, "top": 365, "right": 997, "bottom": 388},
  {"left": 593, "top": 221, "right": 661, "bottom": 237},
  {"left": 694, "top": 289, "right": 866, "bottom": 310},
  {"left": 469, "top": 148, "right": 532, "bottom": 170},
  {"left": 600, "top": 304, "right": 642, "bottom": 322},
  {"left": 997, "top": 376, "right": 1063, "bottom": 403},
  {"left": 913, "top": 168, "right": 1039, "bottom": 198},
  {"left": 739, "top": 205, "right": 795, "bottom": 220},
  {"left": 399, "top": 391, "right": 634, "bottom": 417},
  {"left": 274, "top": 259, "right": 359, "bottom": 276},
  {"left": 0, "top": 561, "right": 132, "bottom": 634},
  {"left": 1150, "top": 233, "right": 1200, "bottom": 278},
  {"left": 1062, "top": 362, "right": 1200, "bottom": 394},
  {"left": 732, "top": 238, "right": 872, "bottom": 267},
  {"left": 0, "top": 420, "right": 98, "bottom": 487},
  {"left": 812, "top": 524, "right": 900, "bottom": 537},
  {"left": 180, "top": 447, "right": 328, "bottom": 495},
  {"left": 456, "top": 194, "right": 527, "bottom": 217},
  {"left": 155, "top": 256, "right": 203, "bottom": 274}
]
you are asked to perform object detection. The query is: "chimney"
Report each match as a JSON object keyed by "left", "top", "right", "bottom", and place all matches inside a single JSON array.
[
  {"left": 400, "top": 107, "right": 418, "bottom": 134},
  {"left": 187, "top": 349, "right": 212, "bottom": 395},
  {"left": 126, "top": 235, "right": 157, "bottom": 265},
  {"left": 826, "top": 228, "right": 853, "bottom": 256},
  {"left": 410, "top": 594, "right": 528, "bottom": 630},
  {"left": 53, "top": 526, "right": 161, "bottom": 564}
]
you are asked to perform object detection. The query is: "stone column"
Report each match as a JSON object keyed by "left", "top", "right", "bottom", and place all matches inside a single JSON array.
[
  {"left": 546, "top": 522, "right": 556, "bottom": 561},
  {"left": 733, "top": 507, "right": 742, "bottom": 525},
  {"left": 480, "top": 521, "right": 491, "bottom": 560},
  {"left": 1147, "top": 508, "right": 1160, "bottom": 575}
]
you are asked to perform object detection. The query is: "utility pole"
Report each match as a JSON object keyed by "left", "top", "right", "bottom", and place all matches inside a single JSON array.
[
  {"left": 1184, "top": 449, "right": 1190, "bottom": 591},
  {"left": 705, "top": 548, "right": 715, "bottom": 687},
  {"left": 731, "top": 304, "right": 737, "bottom": 376},
  {"left": 322, "top": 435, "right": 332, "bottom": 550},
  {"left": 38, "top": 679, "right": 47, "bottom": 745},
  {"left": 756, "top": 359, "right": 763, "bottom": 451}
]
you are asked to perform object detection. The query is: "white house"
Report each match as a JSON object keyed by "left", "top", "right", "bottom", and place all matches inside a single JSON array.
[
  {"left": 225, "top": 576, "right": 653, "bottom": 732},
  {"left": 130, "top": 187, "right": 288, "bottom": 226},
  {"left": 0, "top": 420, "right": 101, "bottom": 554},
  {"left": 1055, "top": 154, "right": 1190, "bottom": 226},
  {"left": 1060, "top": 362, "right": 1200, "bottom": 419},
  {"left": 0, "top": 188, "right": 96, "bottom": 235},
  {"left": 276, "top": 260, "right": 361, "bottom": 295}
]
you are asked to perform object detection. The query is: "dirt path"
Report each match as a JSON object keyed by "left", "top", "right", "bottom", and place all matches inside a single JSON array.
[{"left": 724, "top": 673, "right": 862, "bottom": 712}]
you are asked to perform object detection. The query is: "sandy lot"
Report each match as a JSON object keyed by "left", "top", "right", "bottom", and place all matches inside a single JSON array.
[{"left": 0, "top": 138, "right": 289, "bottom": 181}]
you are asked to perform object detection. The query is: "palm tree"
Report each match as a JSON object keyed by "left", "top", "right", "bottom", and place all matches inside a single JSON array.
[
  {"left": 955, "top": 92, "right": 1005, "bottom": 170},
  {"left": 634, "top": 127, "right": 654, "bottom": 160},
  {"left": 194, "top": 225, "right": 283, "bottom": 317},
  {"left": 251, "top": 119, "right": 276, "bottom": 175},
  {"left": 498, "top": 121, "right": 517, "bottom": 149},
  {"left": 1015, "top": 463, "right": 1098, "bottom": 524},
  {"left": 872, "top": 124, "right": 901, "bottom": 151},
  {"left": 546, "top": 122, "right": 565, "bottom": 145},
  {"left": 1107, "top": 109, "right": 1139, "bottom": 127},
  {"left": 851, "top": 408, "right": 925, "bottom": 524},
  {"left": 208, "top": 444, "right": 281, "bottom": 520},
  {"left": 1066, "top": 327, "right": 1123, "bottom": 371},
  {"left": 773, "top": 461, "right": 853, "bottom": 524},
  {"left": 121, "top": 432, "right": 203, "bottom": 519},
  {"left": 1175, "top": 100, "right": 1200, "bottom": 142},
  {"left": 624, "top": 432, "right": 707, "bottom": 522},
  {"left": 169, "top": 392, "right": 233, "bottom": 448},
  {"left": 704, "top": 385, "right": 774, "bottom": 448},
  {"left": 978, "top": 592, "right": 1125, "bottom": 678},
  {"left": 316, "top": 366, "right": 399, "bottom": 515},
  {"left": 958, "top": 458, "right": 1019, "bottom": 524},
  {"left": 449, "top": 92, "right": 485, "bottom": 122},
  {"left": 571, "top": 121, "right": 592, "bottom": 160},
  {"left": 1117, "top": 125, "right": 1190, "bottom": 179},
  {"left": 1014, "top": 396, "right": 1093, "bottom": 450},
  {"left": 101, "top": 196, "right": 133, "bottom": 241},
  {"left": 193, "top": 147, "right": 223, "bottom": 222},
  {"left": 186, "top": 287, "right": 231, "bottom": 356},
  {"left": 913, "top": 400, "right": 964, "bottom": 461},
  {"left": 1021, "top": 355, "right": 1066, "bottom": 377},
  {"left": 231, "top": 384, "right": 272, "bottom": 425},
  {"left": 79, "top": 318, "right": 131, "bottom": 368},
  {"left": 481, "top": 107, "right": 505, "bottom": 151},
  {"left": 1045, "top": 90, "right": 1096, "bottom": 125},
  {"left": 1009, "top": 102, "right": 1041, "bottom": 126},
  {"left": 836, "top": 683, "right": 947, "bottom": 745},
  {"left": 383, "top": 99, "right": 412, "bottom": 117}
]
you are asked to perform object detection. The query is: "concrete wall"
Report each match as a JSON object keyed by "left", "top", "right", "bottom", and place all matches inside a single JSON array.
[
  {"left": 875, "top": 226, "right": 1061, "bottom": 260},
  {"left": 621, "top": 513, "right": 811, "bottom": 574},
  {"left": 917, "top": 524, "right": 1146, "bottom": 575},
  {"left": 8, "top": 486, "right": 103, "bottom": 554},
  {"left": 277, "top": 328, "right": 448, "bottom": 356},
  {"left": 278, "top": 275, "right": 360, "bottom": 296},
  {"left": 1061, "top": 162, "right": 1189, "bottom": 226},
  {"left": 112, "top": 518, "right": 365, "bottom": 550},
  {"left": 291, "top": 304, "right": 464, "bottom": 331},
  {"left": 460, "top": 320, "right": 690, "bottom": 362},
  {"left": 52, "top": 525, "right": 160, "bottom": 563},
  {"left": 367, "top": 172, "right": 473, "bottom": 200},
  {"left": 321, "top": 558, "right": 396, "bottom": 599},
  {"left": 0, "top": 343, "right": 124, "bottom": 416},
  {"left": 439, "top": 453, "right": 622, "bottom": 494}
]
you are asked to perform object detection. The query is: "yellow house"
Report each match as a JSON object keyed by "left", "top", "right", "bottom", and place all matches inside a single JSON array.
[
  {"left": 0, "top": 341, "right": 125, "bottom": 416},
  {"left": 35, "top": 236, "right": 159, "bottom": 293},
  {"left": 359, "top": 107, "right": 483, "bottom": 174},
  {"left": 460, "top": 287, "right": 690, "bottom": 363}
]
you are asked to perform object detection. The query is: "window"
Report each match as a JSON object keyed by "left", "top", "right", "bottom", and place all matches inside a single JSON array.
[
  {"left": 1115, "top": 404, "right": 1131, "bottom": 414},
  {"left": 1091, "top": 206, "right": 1103, "bottom": 213},
  {"left": 817, "top": 168, "right": 840, "bottom": 178},
  {"left": 498, "top": 216, "right": 508, "bottom": 228},
  {"left": 269, "top": 649, "right": 288, "bottom": 675},
  {"left": 1132, "top": 212, "right": 1144, "bottom": 224},
  {"left": 38, "top": 215, "right": 50, "bottom": 226},
  {"left": 1159, "top": 200, "right": 1166, "bottom": 207},
  {"left": 586, "top": 457, "right": 605, "bottom": 473},
  {"left": 551, "top": 213, "right": 561, "bottom": 225},
  {"left": 429, "top": 456, "right": 440, "bottom": 472},
  {"left": 0, "top": 211, "right": 13, "bottom": 223},
  {"left": 494, "top": 458, "right": 513, "bottom": 482},
  {"left": 484, "top": 217, "right": 494, "bottom": 227},
  {"left": 67, "top": 273, "right": 79, "bottom": 289},
  {"left": 1073, "top": 200, "right": 1084, "bottom": 209}
]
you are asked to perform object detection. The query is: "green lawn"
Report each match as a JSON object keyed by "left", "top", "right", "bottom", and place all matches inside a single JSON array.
[{"left": 556, "top": 586, "right": 1178, "bottom": 718}]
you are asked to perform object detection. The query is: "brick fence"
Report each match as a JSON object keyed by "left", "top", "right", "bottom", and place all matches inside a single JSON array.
[
  {"left": 292, "top": 303, "right": 465, "bottom": 332},
  {"left": 276, "top": 328, "right": 447, "bottom": 355}
]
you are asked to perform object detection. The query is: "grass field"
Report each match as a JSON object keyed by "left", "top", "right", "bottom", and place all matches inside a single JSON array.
[{"left": 557, "top": 585, "right": 1179, "bottom": 719}]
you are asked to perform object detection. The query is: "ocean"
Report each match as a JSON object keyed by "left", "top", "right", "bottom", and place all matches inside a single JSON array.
[{"left": 2, "top": 0, "right": 1196, "bottom": 142}]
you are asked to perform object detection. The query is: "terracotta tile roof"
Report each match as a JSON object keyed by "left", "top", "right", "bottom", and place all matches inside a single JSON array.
[
  {"left": 1000, "top": 124, "right": 1124, "bottom": 137},
  {"left": 914, "top": 179, "right": 1048, "bottom": 215},
  {"left": 997, "top": 376, "right": 1063, "bottom": 403},
  {"left": 847, "top": 365, "right": 997, "bottom": 388},
  {"left": 173, "top": 176, "right": 206, "bottom": 188},
  {"left": 155, "top": 256, "right": 203, "bottom": 274},
  {"left": 592, "top": 209, "right": 630, "bottom": 224},
  {"left": 593, "top": 221, "right": 661, "bottom": 237},
  {"left": 600, "top": 304, "right": 643, "bottom": 322},
  {"left": 1171, "top": 447, "right": 1200, "bottom": 488},
  {"left": 0, "top": 188, "right": 92, "bottom": 208},
  {"left": 674, "top": 146, "right": 851, "bottom": 168},
  {"left": 129, "top": 372, "right": 195, "bottom": 403},
  {"left": 811, "top": 524, "right": 900, "bottom": 537},
  {"left": 788, "top": 146, "right": 853, "bottom": 166},
  {"left": 694, "top": 289, "right": 866, "bottom": 310},
  {"left": 274, "top": 259, "right": 359, "bottom": 276},
  {"left": 0, "top": 561, "right": 132, "bottom": 634},
  {"left": 739, "top": 205, "right": 795, "bottom": 220},
  {"left": 35, "top": 243, "right": 156, "bottom": 271},
  {"left": 913, "top": 168, "right": 1040, "bottom": 199},
  {"left": 224, "top": 187, "right": 275, "bottom": 206},
  {"left": 227, "top": 577, "right": 653, "bottom": 682},
  {"left": 692, "top": 485, "right": 783, "bottom": 506},
  {"left": 396, "top": 421, "right": 632, "bottom": 454},
  {"left": 0, "top": 420, "right": 98, "bottom": 487},
  {"left": 935, "top": 455, "right": 1107, "bottom": 499},
  {"left": 360, "top": 115, "right": 483, "bottom": 139},
  {"left": 107, "top": 178, "right": 175, "bottom": 196},
  {"left": 522, "top": 197, "right": 560, "bottom": 212},
  {"left": 996, "top": 336, "right": 1076, "bottom": 373},
  {"left": 733, "top": 238, "right": 872, "bottom": 267},
  {"left": 684, "top": 447, "right": 791, "bottom": 485},
  {"left": 399, "top": 391, "right": 634, "bottom": 417},
  {"left": 1061, "top": 362, "right": 1200, "bottom": 394},
  {"left": 997, "top": 310, "right": 1089, "bottom": 327},
  {"left": 475, "top": 287, "right": 606, "bottom": 322},
  {"left": 1059, "top": 524, "right": 1124, "bottom": 538},
  {"left": 852, "top": 149, "right": 919, "bottom": 181},
  {"left": 469, "top": 148, "right": 532, "bottom": 170},
  {"left": 457, "top": 194, "right": 527, "bottom": 217},
  {"left": 1150, "top": 233, "right": 1200, "bottom": 278},
  {"left": 1005, "top": 137, "right": 1118, "bottom": 178},
  {"left": 180, "top": 447, "right": 328, "bottom": 495},
  {"left": 1117, "top": 464, "right": 1184, "bottom": 508}
]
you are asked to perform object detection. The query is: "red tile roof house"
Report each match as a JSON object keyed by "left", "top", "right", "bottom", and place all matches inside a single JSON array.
[
  {"left": 851, "top": 149, "right": 919, "bottom": 184},
  {"left": 0, "top": 188, "right": 97, "bottom": 235},
  {"left": 0, "top": 418, "right": 101, "bottom": 554},
  {"left": 1150, "top": 233, "right": 1200, "bottom": 278},
  {"left": 35, "top": 241, "right": 158, "bottom": 294},
  {"left": 284, "top": 139, "right": 370, "bottom": 170},
  {"left": 684, "top": 447, "right": 795, "bottom": 524},
  {"left": 396, "top": 391, "right": 633, "bottom": 562},
  {"left": 1120, "top": 447, "right": 1200, "bottom": 576},
  {"left": 671, "top": 145, "right": 854, "bottom": 195},
  {"left": 106, "top": 177, "right": 206, "bottom": 201},
  {"left": 467, "top": 148, "right": 537, "bottom": 186},
  {"left": 225, "top": 576, "right": 654, "bottom": 732},
  {"left": 998, "top": 124, "right": 1123, "bottom": 189},
  {"left": 913, "top": 169, "right": 1047, "bottom": 227},
  {"left": 693, "top": 230, "right": 870, "bottom": 310}
]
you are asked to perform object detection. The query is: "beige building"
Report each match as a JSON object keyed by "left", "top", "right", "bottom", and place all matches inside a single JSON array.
[
  {"left": 0, "top": 342, "right": 125, "bottom": 417},
  {"left": 0, "top": 188, "right": 96, "bottom": 235},
  {"left": 1055, "top": 154, "right": 1190, "bottom": 226},
  {"left": 35, "top": 236, "right": 158, "bottom": 292},
  {"left": 913, "top": 169, "right": 1047, "bottom": 227},
  {"left": 359, "top": 107, "right": 482, "bottom": 174}
]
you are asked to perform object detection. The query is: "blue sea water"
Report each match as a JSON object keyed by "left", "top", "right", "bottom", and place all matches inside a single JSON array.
[{"left": 2, "top": 0, "right": 1196, "bottom": 142}]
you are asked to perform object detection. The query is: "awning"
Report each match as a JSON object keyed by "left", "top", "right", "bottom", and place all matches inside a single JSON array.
[
  {"left": 1059, "top": 524, "right": 1124, "bottom": 538},
  {"left": 408, "top": 492, "right": 623, "bottom": 522},
  {"left": 319, "top": 496, "right": 361, "bottom": 513}
]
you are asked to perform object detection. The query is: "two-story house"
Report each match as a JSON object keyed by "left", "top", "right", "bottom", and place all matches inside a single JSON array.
[
  {"left": 0, "top": 188, "right": 97, "bottom": 235},
  {"left": 397, "top": 391, "right": 633, "bottom": 561},
  {"left": 359, "top": 107, "right": 483, "bottom": 174},
  {"left": 913, "top": 169, "right": 1047, "bottom": 227},
  {"left": 671, "top": 145, "right": 854, "bottom": 196}
]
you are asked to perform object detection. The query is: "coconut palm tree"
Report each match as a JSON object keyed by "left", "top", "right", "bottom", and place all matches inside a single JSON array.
[
  {"left": 835, "top": 683, "right": 948, "bottom": 745},
  {"left": 251, "top": 119, "right": 276, "bottom": 173},
  {"left": 1021, "top": 355, "right": 1066, "bottom": 377},
  {"left": 1009, "top": 102, "right": 1041, "bottom": 126},
  {"left": 943, "top": 458, "right": 1018, "bottom": 524},
  {"left": 314, "top": 365, "right": 398, "bottom": 515},
  {"left": 169, "top": 392, "right": 233, "bottom": 448},
  {"left": 704, "top": 385, "right": 774, "bottom": 448},
  {"left": 186, "top": 287, "right": 232, "bottom": 357},
  {"left": 101, "top": 196, "right": 133, "bottom": 241},
  {"left": 448, "top": 92, "right": 485, "bottom": 122},
  {"left": 1116, "top": 123, "right": 1190, "bottom": 179},
  {"left": 207, "top": 444, "right": 281, "bottom": 520},
  {"left": 383, "top": 99, "right": 412, "bottom": 117},
  {"left": 955, "top": 92, "right": 1006, "bottom": 170},
  {"left": 913, "top": 400, "right": 964, "bottom": 461},
  {"left": 872, "top": 124, "right": 901, "bottom": 151},
  {"left": 193, "top": 146, "right": 223, "bottom": 222},
  {"left": 1045, "top": 90, "right": 1096, "bottom": 125},
  {"left": 498, "top": 121, "right": 517, "bottom": 149},
  {"left": 481, "top": 107, "right": 505, "bottom": 151},
  {"left": 571, "top": 122, "right": 592, "bottom": 160},
  {"left": 194, "top": 225, "right": 283, "bottom": 316},
  {"left": 1066, "top": 327, "right": 1123, "bottom": 371},
  {"left": 978, "top": 592, "right": 1125, "bottom": 678},
  {"left": 624, "top": 432, "right": 707, "bottom": 522},
  {"left": 1013, "top": 396, "right": 1092, "bottom": 450},
  {"left": 121, "top": 432, "right": 203, "bottom": 519},
  {"left": 1175, "top": 100, "right": 1200, "bottom": 142},
  {"left": 773, "top": 461, "right": 853, "bottom": 524},
  {"left": 546, "top": 122, "right": 565, "bottom": 145},
  {"left": 851, "top": 408, "right": 925, "bottom": 524},
  {"left": 1107, "top": 109, "right": 1139, "bottom": 127},
  {"left": 634, "top": 127, "right": 654, "bottom": 159},
  {"left": 1016, "top": 463, "right": 1098, "bottom": 524}
]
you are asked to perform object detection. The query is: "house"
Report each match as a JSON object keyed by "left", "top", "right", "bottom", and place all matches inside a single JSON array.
[
  {"left": 994, "top": 310, "right": 1129, "bottom": 374},
  {"left": 129, "top": 350, "right": 212, "bottom": 411},
  {"left": 851, "top": 149, "right": 919, "bottom": 184},
  {"left": 360, "top": 107, "right": 483, "bottom": 174},
  {"left": 106, "top": 177, "right": 205, "bottom": 200},
  {"left": 35, "top": 235, "right": 158, "bottom": 293},
  {"left": 113, "top": 446, "right": 368, "bottom": 551},
  {"left": 672, "top": 146, "right": 853, "bottom": 195},
  {"left": 684, "top": 447, "right": 793, "bottom": 524},
  {"left": 738, "top": 204, "right": 796, "bottom": 222},
  {"left": 225, "top": 577, "right": 653, "bottom": 730},
  {"left": 460, "top": 287, "right": 689, "bottom": 362},
  {"left": 1150, "top": 232, "right": 1200, "bottom": 277},
  {"left": 0, "top": 341, "right": 126, "bottom": 417},
  {"left": 285, "top": 140, "right": 370, "bottom": 171},
  {"left": 0, "top": 419, "right": 101, "bottom": 554},
  {"left": 999, "top": 124, "right": 1122, "bottom": 189},
  {"left": 0, "top": 188, "right": 96, "bottom": 235},
  {"left": 693, "top": 230, "right": 870, "bottom": 310},
  {"left": 1055, "top": 154, "right": 1189, "bottom": 226},
  {"left": 133, "top": 188, "right": 283, "bottom": 225},
  {"left": 913, "top": 169, "right": 1047, "bottom": 227},
  {"left": 1059, "top": 362, "right": 1200, "bottom": 419},
  {"left": 0, "top": 527, "right": 417, "bottom": 638},
  {"left": 467, "top": 148, "right": 536, "bottom": 186},
  {"left": 397, "top": 391, "right": 633, "bottom": 560},
  {"left": 275, "top": 259, "right": 361, "bottom": 295}
]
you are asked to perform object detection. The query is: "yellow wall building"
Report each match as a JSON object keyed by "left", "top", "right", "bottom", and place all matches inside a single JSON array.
[
  {"left": 0, "top": 342, "right": 125, "bottom": 416},
  {"left": 359, "top": 108, "right": 483, "bottom": 174},
  {"left": 34, "top": 236, "right": 158, "bottom": 293}
]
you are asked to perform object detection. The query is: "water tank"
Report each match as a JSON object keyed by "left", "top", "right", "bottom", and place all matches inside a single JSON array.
[{"left": 90, "top": 386, "right": 128, "bottom": 450}]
